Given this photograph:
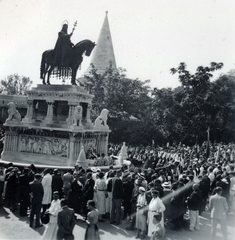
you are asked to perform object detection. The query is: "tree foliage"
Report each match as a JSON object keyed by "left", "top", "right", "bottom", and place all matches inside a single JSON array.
[
  {"left": 0, "top": 74, "right": 32, "bottom": 95},
  {"left": 80, "top": 62, "right": 235, "bottom": 146},
  {"left": 82, "top": 63, "right": 151, "bottom": 120}
]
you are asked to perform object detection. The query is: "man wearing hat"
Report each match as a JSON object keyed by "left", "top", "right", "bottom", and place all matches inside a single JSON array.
[{"left": 29, "top": 173, "right": 44, "bottom": 228}]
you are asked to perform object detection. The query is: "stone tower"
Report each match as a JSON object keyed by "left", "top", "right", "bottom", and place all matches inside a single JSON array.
[{"left": 80, "top": 11, "right": 117, "bottom": 78}]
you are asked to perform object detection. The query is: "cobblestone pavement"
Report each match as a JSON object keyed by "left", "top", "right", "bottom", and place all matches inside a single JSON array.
[{"left": 0, "top": 205, "right": 234, "bottom": 240}]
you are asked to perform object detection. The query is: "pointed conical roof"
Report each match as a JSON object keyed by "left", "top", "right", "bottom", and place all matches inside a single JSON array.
[{"left": 81, "top": 11, "right": 117, "bottom": 77}]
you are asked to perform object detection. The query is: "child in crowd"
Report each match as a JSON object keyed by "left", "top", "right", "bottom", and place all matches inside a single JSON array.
[{"left": 151, "top": 213, "right": 165, "bottom": 240}]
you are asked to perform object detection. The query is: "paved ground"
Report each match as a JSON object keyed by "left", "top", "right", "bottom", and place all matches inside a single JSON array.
[{"left": 0, "top": 205, "right": 234, "bottom": 240}]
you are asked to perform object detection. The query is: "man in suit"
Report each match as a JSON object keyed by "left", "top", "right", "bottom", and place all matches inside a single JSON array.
[
  {"left": 110, "top": 169, "right": 123, "bottom": 225},
  {"left": 62, "top": 169, "right": 73, "bottom": 200},
  {"left": 57, "top": 198, "right": 76, "bottom": 240},
  {"left": 209, "top": 186, "right": 228, "bottom": 240},
  {"left": 82, "top": 172, "right": 95, "bottom": 219},
  {"left": 29, "top": 173, "right": 44, "bottom": 228}
]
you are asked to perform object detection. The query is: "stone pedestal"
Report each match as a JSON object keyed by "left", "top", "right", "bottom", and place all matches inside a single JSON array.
[{"left": 1, "top": 85, "right": 111, "bottom": 168}]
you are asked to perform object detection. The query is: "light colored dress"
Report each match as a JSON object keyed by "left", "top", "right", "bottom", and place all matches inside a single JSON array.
[
  {"left": 147, "top": 197, "right": 165, "bottom": 237},
  {"left": 42, "top": 173, "right": 52, "bottom": 205},
  {"left": 135, "top": 193, "right": 147, "bottom": 232},
  {"left": 84, "top": 209, "right": 100, "bottom": 240},
  {"left": 41, "top": 199, "right": 61, "bottom": 240},
  {"left": 94, "top": 179, "right": 106, "bottom": 215}
]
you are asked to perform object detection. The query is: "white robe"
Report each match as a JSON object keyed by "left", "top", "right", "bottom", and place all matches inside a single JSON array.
[
  {"left": 41, "top": 199, "right": 61, "bottom": 240},
  {"left": 147, "top": 197, "right": 165, "bottom": 237},
  {"left": 42, "top": 173, "right": 52, "bottom": 205}
]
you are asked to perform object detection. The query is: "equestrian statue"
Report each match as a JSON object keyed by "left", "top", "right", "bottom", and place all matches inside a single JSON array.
[{"left": 40, "top": 21, "right": 95, "bottom": 85}]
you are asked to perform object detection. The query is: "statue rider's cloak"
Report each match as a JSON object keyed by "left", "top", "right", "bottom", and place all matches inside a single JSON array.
[{"left": 53, "top": 24, "right": 73, "bottom": 78}]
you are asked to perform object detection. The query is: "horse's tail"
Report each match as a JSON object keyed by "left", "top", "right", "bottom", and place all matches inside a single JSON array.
[{"left": 40, "top": 51, "right": 46, "bottom": 79}]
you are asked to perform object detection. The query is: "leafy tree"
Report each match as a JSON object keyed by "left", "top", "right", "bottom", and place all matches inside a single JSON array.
[
  {"left": 210, "top": 74, "right": 235, "bottom": 142},
  {"left": 81, "top": 62, "right": 234, "bottom": 146},
  {"left": 82, "top": 63, "right": 154, "bottom": 144},
  {"left": 169, "top": 62, "right": 227, "bottom": 144},
  {"left": 0, "top": 74, "right": 32, "bottom": 95},
  {"left": 82, "top": 63, "right": 151, "bottom": 120}
]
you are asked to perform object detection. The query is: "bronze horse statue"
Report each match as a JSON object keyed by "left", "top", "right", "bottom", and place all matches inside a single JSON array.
[{"left": 40, "top": 39, "right": 95, "bottom": 85}]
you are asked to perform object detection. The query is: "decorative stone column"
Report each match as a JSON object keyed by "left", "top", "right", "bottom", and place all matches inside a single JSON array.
[
  {"left": 86, "top": 103, "right": 92, "bottom": 123},
  {"left": 44, "top": 100, "right": 54, "bottom": 123},
  {"left": 66, "top": 102, "right": 80, "bottom": 126},
  {"left": 22, "top": 100, "right": 35, "bottom": 122},
  {"left": 2, "top": 130, "right": 18, "bottom": 152}
]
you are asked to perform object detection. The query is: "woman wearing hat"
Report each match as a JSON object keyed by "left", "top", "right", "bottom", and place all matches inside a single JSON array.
[
  {"left": 135, "top": 186, "right": 147, "bottom": 239},
  {"left": 147, "top": 189, "right": 165, "bottom": 238}
]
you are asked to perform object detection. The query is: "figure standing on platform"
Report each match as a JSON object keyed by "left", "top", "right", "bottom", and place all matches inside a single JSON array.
[
  {"left": 118, "top": 142, "right": 128, "bottom": 165},
  {"left": 54, "top": 21, "right": 75, "bottom": 67}
]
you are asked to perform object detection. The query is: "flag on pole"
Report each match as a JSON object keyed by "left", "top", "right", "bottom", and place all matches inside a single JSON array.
[{"left": 215, "top": 146, "right": 221, "bottom": 162}]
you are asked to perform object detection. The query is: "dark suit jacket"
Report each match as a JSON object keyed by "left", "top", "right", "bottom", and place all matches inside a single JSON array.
[
  {"left": 29, "top": 179, "right": 44, "bottom": 204},
  {"left": 57, "top": 206, "right": 75, "bottom": 238},
  {"left": 83, "top": 178, "right": 95, "bottom": 201},
  {"left": 112, "top": 176, "right": 123, "bottom": 199}
]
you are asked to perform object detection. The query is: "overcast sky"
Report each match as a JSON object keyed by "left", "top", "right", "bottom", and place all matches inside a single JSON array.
[{"left": 0, "top": 0, "right": 235, "bottom": 89}]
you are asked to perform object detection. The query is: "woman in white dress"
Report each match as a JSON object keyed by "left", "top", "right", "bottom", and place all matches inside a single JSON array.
[
  {"left": 94, "top": 171, "right": 107, "bottom": 222},
  {"left": 41, "top": 191, "right": 61, "bottom": 240},
  {"left": 147, "top": 189, "right": 166, "bottom": 237}
]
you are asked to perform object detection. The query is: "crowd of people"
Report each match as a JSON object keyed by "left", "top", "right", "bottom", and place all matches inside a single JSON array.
[{"left": 0, "top": 141, "right": 234, "bottom": 240}]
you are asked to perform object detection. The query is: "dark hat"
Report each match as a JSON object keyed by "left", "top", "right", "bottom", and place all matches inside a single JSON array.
[
  {"left": 35, "top": 173, "right": 41, "bottom": 179},
  {"left": 23, "top": 168, "right": 30, "bottom": 173},
  {"left": 98, "top": 171, "right": 104, "bottom": 178},
  {"left": 53, "top": 169, "right": 59, "bottom": 173},
  {"left": 151, "top": 189, "right": 159, "bottom": 195}
]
